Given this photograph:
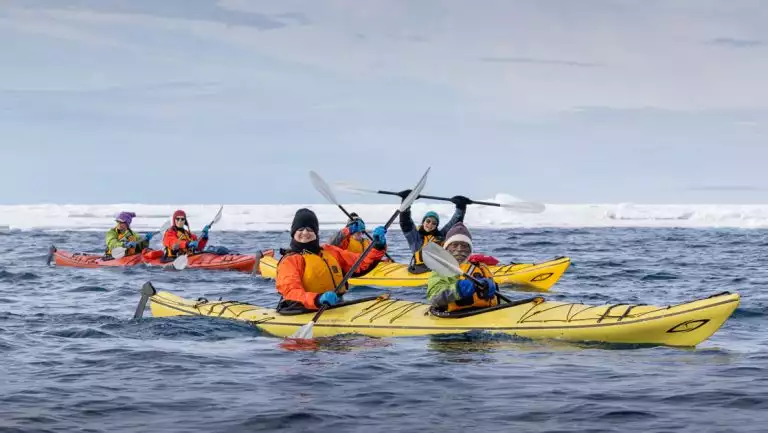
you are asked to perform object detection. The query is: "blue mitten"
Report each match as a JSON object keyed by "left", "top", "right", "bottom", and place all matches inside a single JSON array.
[
  {"left": 347, "top": 219, "right": 365, "bottom": 235},
  {"left": 456, "top": 279, "right": 475, "bottom": 298},
  {"left": 372, "top": 226, "right": 387, "bottom": 249},
  {"left": 318, "top": 292, "right": 340, "bottom": 306},
  {"left": 124, "top": 241, "right": 137, "bottom": 248},
  {"left": 479, "top": 278, "right": 497, "bottom": 300}
]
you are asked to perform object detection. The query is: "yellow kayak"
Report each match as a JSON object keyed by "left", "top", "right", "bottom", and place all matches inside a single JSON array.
[
  {"left": 255, "top": 251, "right": 571, "bottom": 291},
  {"left": 138, "top": 283, "right": 739, "bottom": 347}
]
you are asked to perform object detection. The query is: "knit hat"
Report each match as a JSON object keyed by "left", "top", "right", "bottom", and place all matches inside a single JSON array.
[
  {"left": 443, "top": 222, "right": 472, "bottom": 250},
  {"left": 115, "top": 211, "right": 136, "bottom": 226},
  {"left": 422, "top": 211, "right": 440, "bottom": 225},
  {"left": 172, "top": 210, "right": 188, "bottom": 225},
  {"left": 348, "top": 212, "right": 361, "bottom": 223},
  {"left": 291, "top": 208, "right": 319, "bottom": 236}
]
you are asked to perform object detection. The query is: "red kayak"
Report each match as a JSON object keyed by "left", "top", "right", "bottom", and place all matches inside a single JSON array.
[
  {"left": 48, "top": 246, "right": 144, "bottom": 267},
  {"left": 142, "top": 250, "right": 257, "bottom": 272},
  {"left": 47, "top": 245, "right": 256, "bottom": 273}
]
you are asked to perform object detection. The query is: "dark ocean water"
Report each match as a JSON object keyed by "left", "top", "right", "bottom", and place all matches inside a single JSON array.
[{"left": 0, "top": 228, "right": 766, "bottom": 432}]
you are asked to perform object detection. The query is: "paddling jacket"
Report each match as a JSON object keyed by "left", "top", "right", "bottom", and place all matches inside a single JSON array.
[
  {"left": 328, "top": 227, "right": 371, "bottom": 253},
  {"left": 276, "top": 245, "right": 385, "bottom": 310},
  {"left": 399, "top": 206, "right": 465, "bottom": 273},
  {"left": 427, "top": 261, "right": 498, "bottom": 312},
  {"left": 105, "top": 227, "right": 148, "bottom": 257},
  {"left": 162, "top": 226, "right": 208, "bottom": 257}
]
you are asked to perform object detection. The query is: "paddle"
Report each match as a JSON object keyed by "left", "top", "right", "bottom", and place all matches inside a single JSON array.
[
  {"left": 112, "top": 220, "right": 172, "bottom": 259},
  {"left": 309, "top": 171, "right": 396, "bottom": 263},
  {"left": 290, "top": 168, "right": 430, "bottom": 339},
  {"left": 173, "top": 206, "right": 224, "bottom": 270},
  {"left": 421, "top": 242, "right": 513, "bottom": 304},
  {"left": 334, "top": 182, "right": 545, "bottom": 214}
]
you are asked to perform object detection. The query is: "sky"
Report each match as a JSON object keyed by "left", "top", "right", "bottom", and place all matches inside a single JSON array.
[{"left": 1, "top": 0, "right": 767, "bottom": 204}]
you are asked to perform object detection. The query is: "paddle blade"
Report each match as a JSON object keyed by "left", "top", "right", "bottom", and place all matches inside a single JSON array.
[
  {"left": 333, "top": 182, "right": 378, "bottom": 195},
  {"left": 495, "top": 194, "right": 546, "bottom": 213},
  {"left": 173, "top": 254, "right": 189, "bottom": 270},
  {"left": 290, "top": 321, "right": 314, "bottom": 339},
  {"left": 421, "top": 242, "right": 463, "bottom": 277},
  {"left": 155, "top": 220, "right": 172, "bottom": 236},
  {"left": 309, "top": 171, "right": 340, "bottom": 205},
  {"left": 401, "top": 168, "right": 430, "bottom": 212},
  {"left": 210, "top": 205, "right": 224, "bottom": 226},
  {"left": 112, "top": 247, "right": 126, "bottom": 259}
]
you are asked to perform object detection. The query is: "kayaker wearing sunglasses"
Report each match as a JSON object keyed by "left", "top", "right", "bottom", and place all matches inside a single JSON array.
[
  {"left": 162, "top": 210, "right": 209, "bottom": 258},
  {"left": 395, "top": 190, "right": 471, "bottom": 274}
]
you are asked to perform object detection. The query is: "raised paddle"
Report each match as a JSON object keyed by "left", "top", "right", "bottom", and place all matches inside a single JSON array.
[
  {"left": 334, "top": 182, "right": 545, "bottom": 214},
  {"left": 112, "top": 220, "right": 172, "bottom": 259},
  {"left": 309, "top": 171, "right": 396, "bottom": 263},
  {"left": 173, "top": 205, "right": 224, "bottom": 270},
  {"left": 421, "top": 241, "right": 513, "bottom": 304},
  {"left": 290, "top": 168, "right": 430, "bottom": 339}
]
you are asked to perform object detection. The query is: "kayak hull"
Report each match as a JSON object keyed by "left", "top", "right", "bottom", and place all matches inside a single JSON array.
[
  {"left": 144, "top": 285, "right": 739, "bottom": 347},
  {"left": 144, "top": 253, "right": 256, "bottom": 272},
  {"left": 51, "top": 247, "right": 144, "bottom": 267},
  {"left": 257, "top": 252, "right": 570, "bottom": 290},
  {"left": 48, "top": 246, "right": 256, "bottom": 272}
]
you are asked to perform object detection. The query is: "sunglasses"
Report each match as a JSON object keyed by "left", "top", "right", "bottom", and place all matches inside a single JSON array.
[{"left": 175, "top": 217, "right": 186, "bottom": 221}]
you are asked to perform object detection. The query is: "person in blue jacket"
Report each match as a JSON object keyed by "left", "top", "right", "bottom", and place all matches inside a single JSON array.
[{"left": 395, "top": 190, "right": 470, "bottom": 274}]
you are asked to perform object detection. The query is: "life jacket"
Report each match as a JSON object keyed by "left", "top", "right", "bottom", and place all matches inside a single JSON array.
[
  {"left": 165, "top": 227, "right": 195, "bottom": 258},
  {"left": 282, "top": 248, "right": 348, "bottom": 295},
  {"left": 345, "top": 235, "right": 370, "bottom": 254},
  {"left": 410, "top": 231, "right": 441, "bottom": 270},
  {"left": 446, "top": 261, "right": 499, "bottom": 312},
  {"left": 106, "top": 228, "right": 139, "bottom": 256}
]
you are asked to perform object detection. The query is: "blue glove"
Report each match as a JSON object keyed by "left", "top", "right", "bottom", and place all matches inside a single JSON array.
[
  {"left": 456, "top": 279, "right": 475, "bottom": 298},
  {"left": 372, "top": 226, "right": 387, "bottom": 249},
  {"left": 318, "top": 292, "right": 339, "bottom": 306},
  {"left": 202, "top": 224, "right": 211, "bottom": 237},
  {"left": 347, "top": 219, "right": 365, "bottom": 235},
  {"left": 143, "top": 232, "right": 153, "bottom": 242},
  {"left": 124, "top": 241, "right": 137, "bottom": 248},
  {"left": 478, "top": 277, "right": 497, "bottom": 300},
  {"left": 187, "top": 240, "right": 199, "bottom": 250}
]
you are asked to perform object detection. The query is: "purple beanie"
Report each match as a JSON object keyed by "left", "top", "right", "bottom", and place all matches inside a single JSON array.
[{"left": 116, "top": 211, "right": 136, "bottom": 226}]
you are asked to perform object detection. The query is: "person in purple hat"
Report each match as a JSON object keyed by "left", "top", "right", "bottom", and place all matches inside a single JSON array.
[{"left": 104, "top": 211, "right": 153, "bottom": 257}]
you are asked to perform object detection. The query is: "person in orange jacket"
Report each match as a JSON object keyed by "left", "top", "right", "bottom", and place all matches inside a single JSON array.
[
  {"left": 276, "top": 208, "right": 388, "bottom": 311},
  {"left": 328, "top": 212, "right": 369, "bottom": 253},
  {"left": 162, "top": 209, "right": 209, "bottom": 258}
]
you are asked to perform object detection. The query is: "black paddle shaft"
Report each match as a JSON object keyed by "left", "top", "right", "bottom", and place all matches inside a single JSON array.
[
  {"left": 376, "top": 190, "right": 501, "bottom": 208},
  {"left": 335, "top": 204, "right": 396, "bottom": 263},
  {"left": 310, "top": 209, "right": 402, "bottom": 323}
]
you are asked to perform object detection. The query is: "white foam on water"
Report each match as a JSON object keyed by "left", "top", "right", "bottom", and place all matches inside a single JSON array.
[{"left": 2, "top": 201, "right": 768, "bottom": 231}]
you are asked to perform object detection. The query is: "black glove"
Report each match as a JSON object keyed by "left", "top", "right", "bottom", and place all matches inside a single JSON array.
[
  {"left": 395, "top": 189, "right": 413, "bottom": 201},
  {"left": 450, "top": 195, "right": 472, "bottom": 210}
]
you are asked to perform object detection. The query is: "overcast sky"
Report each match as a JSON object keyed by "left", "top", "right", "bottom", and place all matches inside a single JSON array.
[{"left": 2, "top": 0, "right": 766, "bottom": 204}]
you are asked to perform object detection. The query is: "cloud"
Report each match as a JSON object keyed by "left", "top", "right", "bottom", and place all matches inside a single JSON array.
[
  {"left": 705, "top": 37, "right": 764, "bottom": 48},
  {"left": 480, "top": 57, "right": 601, "bottom": 68}
]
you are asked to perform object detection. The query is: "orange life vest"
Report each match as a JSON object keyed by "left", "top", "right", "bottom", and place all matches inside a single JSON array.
[
  {"left": 447, "top": 262, "right": 498, "bottom": 312},
  {"left": 284, "top": 249, "right": 347, "bottom": 295},
  {"left": 412, "top": 232, "right": 440, "bottom": 267},
  {"left": 165, "top": 228, "right": 195, "bottom": 257},
  {"left": 345, "top": 235, "right": 370, "bottom": 254}
]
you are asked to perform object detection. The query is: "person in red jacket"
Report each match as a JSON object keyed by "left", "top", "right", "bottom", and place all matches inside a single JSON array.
[
  {"left": 162, "top": 209, "right": 209, "bottom": 258},
  {"left": 276, "top": 208, "right": 388, "bottom": 312}
]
